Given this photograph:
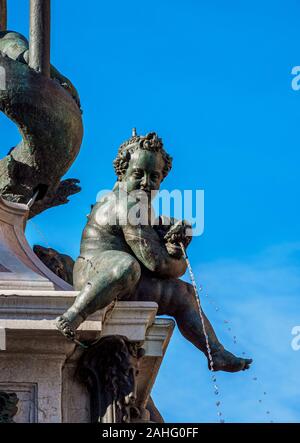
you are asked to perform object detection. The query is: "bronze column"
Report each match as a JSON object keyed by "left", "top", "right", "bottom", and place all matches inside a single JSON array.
[
  {"left": 29, "top": 0, "right": 50, "bottom": 77},
  {"left": 0, "top": 0, "right": 7, "bottom": 31}
]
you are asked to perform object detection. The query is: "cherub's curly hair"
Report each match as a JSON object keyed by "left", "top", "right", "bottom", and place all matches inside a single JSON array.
[{"left": 113, "top": 131, "right": 172, "bottom": 181}]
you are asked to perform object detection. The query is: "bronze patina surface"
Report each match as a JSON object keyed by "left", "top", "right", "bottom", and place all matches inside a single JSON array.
[
  {"left": 57, "top": 132, "right": 252, "bottom": 373},
  {"left": 0, "top": 17, "right": 82, "bottom": 218}
]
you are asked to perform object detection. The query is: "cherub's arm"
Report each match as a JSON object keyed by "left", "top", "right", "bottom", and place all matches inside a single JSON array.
[{"left": 123, "top": 223, "right": 187, "bottom": 278}]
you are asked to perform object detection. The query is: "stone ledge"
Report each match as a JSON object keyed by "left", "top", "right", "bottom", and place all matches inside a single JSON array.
[
  {"left": 0, "top": 295, "right": 174, "bottom": 422},
  {"left": 0, "top": 292, "right": 159, "bottom": 343}
]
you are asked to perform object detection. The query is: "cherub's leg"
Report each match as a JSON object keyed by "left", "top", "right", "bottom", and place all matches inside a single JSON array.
[
  {"left": 128, "top": 274, "right": 252, "bottom": 373},
  {"left": 131, "top": 274, "right": 220, "bottom": 353},
  {"left": 56, "top": 251, "right": 141, "bottom": 338}
]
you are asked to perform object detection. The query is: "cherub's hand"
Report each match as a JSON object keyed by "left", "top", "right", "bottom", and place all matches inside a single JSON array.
[
  {"left": 165, "top": 241, "right": 182, "bottom": 258},
  {"left": 164, "top": 220, "right": 192, "bottom": 249}
]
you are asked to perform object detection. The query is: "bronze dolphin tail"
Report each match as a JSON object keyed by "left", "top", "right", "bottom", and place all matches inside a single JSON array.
[{"left": 0, "top": 41, "right": 83, "bottom": 218}]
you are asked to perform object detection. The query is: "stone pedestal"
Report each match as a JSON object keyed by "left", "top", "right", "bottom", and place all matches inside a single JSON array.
[
  {"left": 0, "top": 293, "right": 174, "bottom": 422},
  {"left": 0, "top": 197, "right": 72, "bottom": 291}
]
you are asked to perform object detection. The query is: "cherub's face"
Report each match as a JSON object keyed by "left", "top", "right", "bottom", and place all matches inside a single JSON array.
[{"left": 122, "top": 149, "right": 165, "bottom": 198}]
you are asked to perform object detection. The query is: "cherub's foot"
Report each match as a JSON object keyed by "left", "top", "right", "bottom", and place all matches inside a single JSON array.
[
  {"left": 56, "top": 315, "right": 76, "bottom": 340},
  {"left": 210, "top": 348, "right": 252, "bottom": 372}
]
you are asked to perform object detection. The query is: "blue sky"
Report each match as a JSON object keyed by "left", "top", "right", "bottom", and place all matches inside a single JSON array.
[{"left": 1, "top": 0, "right": 300, "bottom": 422}]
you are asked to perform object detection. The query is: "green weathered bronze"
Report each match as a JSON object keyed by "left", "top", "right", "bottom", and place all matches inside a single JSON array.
[
  {"left": 0, "top": 21, "right": 82, "bottom": 217},
  {"left": 57, "top": 132, "right": 252, "bottom": 373},
  {"left": 33, "top": 244, "right": 75, "bottom": 285}
]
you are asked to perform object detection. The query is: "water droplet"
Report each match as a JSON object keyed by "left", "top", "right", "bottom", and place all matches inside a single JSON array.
[
  {"left": 258, "top": 400, "right": 262, "bottom": 403},
  {"left": 216, "top": 401, "right": 220, "bottom": 407},
  {"left": 266, "top": 411, "right": 270, "bottom": 415},
  {"left": 220, "top": 419, "right": 225, "bottom": 423},
  {"left": 252, "top": 377, "right": 257, "bottom": 381},
  {"left": 214, "top": 384, "right": 219, "bottom": 390},
  {"left": 224, "top": 320, "right": 229, "bottom": 324},
  {"left": 217, "top": 412, "right": 222, "bottom": 416},
  {"left": 214, "top": 390, "right": 219, "bottom": 395},
  {"left": 233, "top": 340, "right": 237, "bottom": 344},
  {"left": 263, "top": 392, "right": 267, "bottom": 395},
  {"left": 215, "top": 307, "right": 219, "bottom": 311},
  {"left": 212, "top": 376, "right": 217, "bottom": 382}
]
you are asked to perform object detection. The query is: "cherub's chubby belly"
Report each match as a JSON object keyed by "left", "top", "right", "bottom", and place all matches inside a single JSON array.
[
  {"left": 79, "top": 223, "right": 132, "bottom": 258},
  {"left": 73, "top": 223, "right": 141, "bottom": 290}
]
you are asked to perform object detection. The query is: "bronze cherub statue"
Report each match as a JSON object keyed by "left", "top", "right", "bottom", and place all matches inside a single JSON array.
[{"left": 56, "top": 131, "right": 252, "bottom": 373}]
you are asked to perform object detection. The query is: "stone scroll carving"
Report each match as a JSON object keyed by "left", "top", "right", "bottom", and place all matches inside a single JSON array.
[{"left": 76, "top": 335, "right": 148, "bottom": 423}]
